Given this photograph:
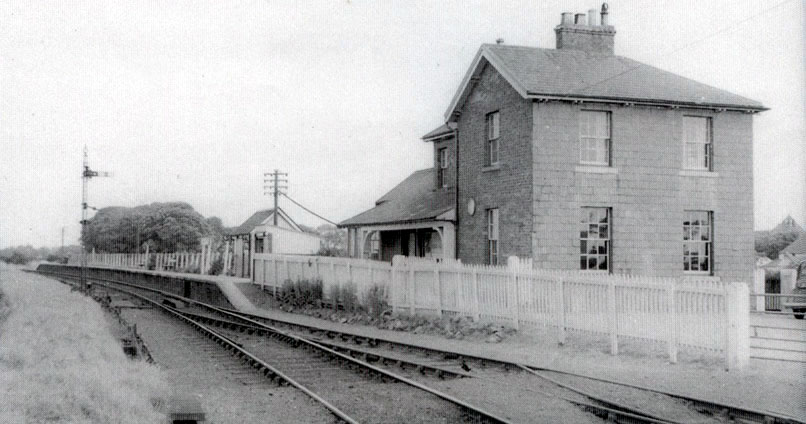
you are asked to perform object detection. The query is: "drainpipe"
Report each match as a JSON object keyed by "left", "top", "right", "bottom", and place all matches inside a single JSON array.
[{"left": 453, "top": 126, "right": 459, "bottom": 260}]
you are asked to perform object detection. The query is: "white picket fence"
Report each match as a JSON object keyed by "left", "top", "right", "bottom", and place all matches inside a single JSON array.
[
  {"left": 253, "top": 253, "right": 749, "bottom": 368},
  {"left": 72, "top": 251, "right": 229, "bottom": 275}
]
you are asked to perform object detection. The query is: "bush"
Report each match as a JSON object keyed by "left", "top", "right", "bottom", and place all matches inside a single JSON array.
[
  {"left": 279, "top": 278, "right": 324, "bottom": 308},
  {"left": 328, "top": 285, "right": 340, "bottom": 310},
  {"left": 316, "top": 246, "right": 345, "bottom": 257},
  {"left": 147, "top": 255, "right": 156, "bottom": 270},
  {"left": 362, "top": 285, "right": 389, "bottom": 319},
  {"left": 208, "top": 256, "right": 224, "bottom": 275},
  {"left": 5, "top": 251, "right": 32, "bottom": 265},
  {"left": 183, "top": 265, "right": 201, "bottom": 274},
  {"left": 341, "top": 282, "right": 358, "bottom": 313}
]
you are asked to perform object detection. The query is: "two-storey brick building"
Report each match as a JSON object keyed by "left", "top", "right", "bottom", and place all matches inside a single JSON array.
[{"left": 341, "top": 5, "right": 766, "bottom": 283}]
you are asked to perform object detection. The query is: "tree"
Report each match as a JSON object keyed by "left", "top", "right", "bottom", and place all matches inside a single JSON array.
[
  {"left": 82, "top": 202, "right": 213, "bottom": 253},
  {"left": 755, "top": 230, "right": 800, "bottom": 260},
  {"left": 316, "top": 224, "right": 347, "bottom": 257}
]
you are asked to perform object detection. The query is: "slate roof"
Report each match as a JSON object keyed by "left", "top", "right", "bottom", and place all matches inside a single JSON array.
[
  {"left": 782, "top": 233, "right": 806, "bottom": 255},
  {"left": 339, "top": 169, "right": 455, "bottom": 227},
  {"left": 422, "top": 123, "right": 456, "bottom": 141},
  {"left": 446, "top": 44, "right": 766, "bottom": 120},
  {"left": 230, "top": 209, "right": 275, "bottom": 235}
]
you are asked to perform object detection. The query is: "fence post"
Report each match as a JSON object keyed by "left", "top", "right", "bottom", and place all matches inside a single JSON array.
[
  {"left": 408, "top": 262, "right": 416, "bottom": 316},
  {"left": 507, "top": 257, "right": 520, "bottom": 330},
  {"left": 435, "top": 268, "right": 443, "bottom": 317},
  {"left": 556, "top": 276, "right": 566, "bottom": 345},
  {"left": 391, "top": 259, "right": 398, "bottom": 314},
  {"left": 725, "top": 282, "right": 750, "bottom": 370},
  {"left": 607, "top": 277, "right": 618, "bottom": 355},
  {"left": 370, "top": 265, "right": 375, "bottom": 290},
  {"left": 329, "top": 261, "right": 336, "bottom": 302},
  {"left": 753, "top": 268, "right": 765, "bottom": 312},
  {"left": 666, "top": 282, "right": 678, "bottom": 363},
  {"left": 471, "top": 268, "right": 480, "bottom": 322},
  {"left": 260, "top": 259, "right": 265, "bottom": 291},
  {"left": 273, "top": 257, "right": 278, "bottom": 298}
]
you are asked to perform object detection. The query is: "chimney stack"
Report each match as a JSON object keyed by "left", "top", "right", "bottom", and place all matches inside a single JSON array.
[
  {"left": 561, "top": 12, "right": 574, "bottom": 25},
  {"left": 555, "top": 3, "right": 616, "bottom": 55}
]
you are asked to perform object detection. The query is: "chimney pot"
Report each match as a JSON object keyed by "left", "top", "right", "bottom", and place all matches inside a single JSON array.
[
  {"left": 600, "top": 3, "right": 609, "bottom": 26},
  {"left": 555, "top": 3, "right": 616, "bottom": 54},
  {"left": 495, "top": 38, "right": 504, "bottom": 45},
  {"left": 561, "top": 12, "right": 574, "bottom": 25},
  {"left": 588, "top": 9, "right": 598, "bottom": 25}
]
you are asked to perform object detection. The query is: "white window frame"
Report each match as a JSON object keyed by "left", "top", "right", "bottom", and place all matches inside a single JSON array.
[
  {"left": 437, "top": 147, "right": 448, "bottom": 188},
  {"left": 683, "top": 116, "right": 712, "bottom": 171},
  {"left": 486, "top": 111, "right": 500, "bottom": 166},
  {"left": 254, "top": 235, "right": 265, "bottom": 254},
  {"left": 580, "top": 207, "right": 610, "bottom": 272},
  {"left": 683, "top": 211, "right": 712, "bottom": 274},
  {"left": 487, "top": 208, "right": 499, "bottom": 265},
  {"left": 579, "top": 110, "right": 611, "bottom": 166}
]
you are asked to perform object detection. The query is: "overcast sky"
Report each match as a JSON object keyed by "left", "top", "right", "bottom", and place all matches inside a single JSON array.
[{"left": 1, "top": 0, "right": 804, "bottom": 248}]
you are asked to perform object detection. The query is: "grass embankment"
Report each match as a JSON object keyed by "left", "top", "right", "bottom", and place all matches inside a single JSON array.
[{"left": 0, "top": 265, "right": 168, "bottom": 423}]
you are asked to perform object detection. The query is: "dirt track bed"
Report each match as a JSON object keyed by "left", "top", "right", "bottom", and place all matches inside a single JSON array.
[{"left": 121, "top": 307, "right": 336, "bottom": 424}]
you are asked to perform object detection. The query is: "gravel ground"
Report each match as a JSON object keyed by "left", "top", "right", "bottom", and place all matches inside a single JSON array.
[
  {"left": 414, "top": 373, "right": 603, "bottom": 424},
  {"left": 226, "top": 330, "right": 475, "bottom": 423},
  {"left": 121, "top": 307, "right": 337, "bottom": 424}
]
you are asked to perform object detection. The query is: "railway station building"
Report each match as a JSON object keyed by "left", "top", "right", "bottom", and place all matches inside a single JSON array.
[{"left": 340, "top": 5, "right": 765, "bottom": 284}]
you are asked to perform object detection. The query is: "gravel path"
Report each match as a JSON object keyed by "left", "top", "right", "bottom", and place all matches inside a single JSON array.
[{"left": 121, "top": 308, "right": 337, "bottom": 424}]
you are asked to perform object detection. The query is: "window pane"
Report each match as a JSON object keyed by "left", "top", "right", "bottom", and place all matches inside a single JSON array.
[{"left": 598, "top": 256, "right": 608, "bottom": 270}]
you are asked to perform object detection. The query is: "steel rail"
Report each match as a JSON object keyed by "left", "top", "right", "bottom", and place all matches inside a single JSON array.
[
  {"left": 37, "top": 268, "right": 805, "bottom": 424},
  {"left": 176, "top": 309, "right": 473, "bottom": 379},
  {"left": 519, "top": 365, "right": 804, "bottom": 424},
  {"left": 55, "top": 276, "right": 360, "bottom": 424},
  {"left": 46, "top": 271, "right": 511, "bottom": 424}
]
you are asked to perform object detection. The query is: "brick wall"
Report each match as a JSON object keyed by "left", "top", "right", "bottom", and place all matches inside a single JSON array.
[
  {"left": 531, "top": 101, "right": 754, "bottom": 283},
  {"left": 455, "top": 64, "right": 533, "bottom": 264}
]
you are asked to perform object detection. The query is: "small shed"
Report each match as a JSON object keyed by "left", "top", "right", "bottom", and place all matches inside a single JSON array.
[{"left": 227, "top": 208, "right": 321, "bottom": 278}]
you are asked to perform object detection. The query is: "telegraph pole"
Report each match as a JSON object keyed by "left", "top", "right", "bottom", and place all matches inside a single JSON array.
[
  {"left": 263, "top": 170, "right": 287, "bottom": 226},
  {"left": 80, "top": 147, "right": 111, "bottom": 290}
]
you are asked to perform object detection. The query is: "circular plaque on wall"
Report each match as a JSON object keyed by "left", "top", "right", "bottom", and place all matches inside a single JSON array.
[{"left": 467, "top": 198, "right": 476, "bottom": 216}]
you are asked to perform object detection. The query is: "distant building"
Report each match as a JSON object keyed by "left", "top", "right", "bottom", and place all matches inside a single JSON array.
[
  {"left": 770, "top": 215, "right": 805, "bottom": 235},
  {"left": 227, "top": 208, "right": 321, "bottom": 278},
  {"left": 341, "top": 5, "right": 765, "bottom": 284},
  {"left": 780, "top": 232, "right": 806, "bottom": 263},
  {"left": 756, "top": 255, "right": 772, "bottom": 268}
]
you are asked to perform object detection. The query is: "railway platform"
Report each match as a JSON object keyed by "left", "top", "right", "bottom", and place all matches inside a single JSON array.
[{"left": 212, "top": 278, "right": 805, "bottom": 421}]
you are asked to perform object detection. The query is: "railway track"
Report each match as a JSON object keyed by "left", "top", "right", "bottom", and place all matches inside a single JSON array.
[
  {"left": 49, "top": 273, "right": 509, "bottom": 423},
  {"left": 37, "top": 269, "right": 805, "bottom": 424}
]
